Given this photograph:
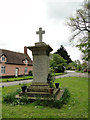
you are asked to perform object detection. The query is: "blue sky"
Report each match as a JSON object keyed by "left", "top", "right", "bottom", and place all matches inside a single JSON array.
[{"left": 0, "top": 0, "right": 84, "bottom": 61}]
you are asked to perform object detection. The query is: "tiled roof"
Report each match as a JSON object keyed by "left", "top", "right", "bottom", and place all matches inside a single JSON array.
[{"left": 0, "top": 49, "right": 32, "bottom": 65}]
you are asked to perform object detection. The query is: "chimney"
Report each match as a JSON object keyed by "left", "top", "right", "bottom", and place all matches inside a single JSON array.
[{"left": 24, "top": 46, "right": 27, "bottom": 54}]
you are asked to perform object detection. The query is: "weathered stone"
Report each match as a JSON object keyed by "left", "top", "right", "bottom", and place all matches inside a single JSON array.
[
  {"left": 19, "top": 88, "right": 60, "bottom": 100},
  {"left": 36, "top": 27, "right": 45, "bottom": 42},
  {"left": 28, "top": 42, "right": 53, "bottom": 84},
  {"left": 27, "top": 83, "right": 49, "bottom": 92},
  {"left": 35, "top": 42, "right": 46, "bottom": 46},
  {"left": 17, "top": 88, "right": 64, "bottom": 101}
]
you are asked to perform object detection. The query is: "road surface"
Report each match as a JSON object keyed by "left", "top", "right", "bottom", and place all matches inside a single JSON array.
[{"left": 55, "top": 70, "right": 88, "bottom": 78}]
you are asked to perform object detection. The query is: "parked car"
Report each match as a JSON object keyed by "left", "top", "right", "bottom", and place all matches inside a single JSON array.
[
  {"left": 88, "top": 69, "right": 90, "bottom": 73},
  {"left": 83, "top": 69, "right": 87, "bottom": 72}
]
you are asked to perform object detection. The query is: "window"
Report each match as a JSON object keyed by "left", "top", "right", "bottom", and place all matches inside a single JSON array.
[
  {"left": 25, "top": 59, "right": 28, "bottom": 64},
  {"left": 2, "top": 56, "right": 5, "bottom": 61},
  {"left": 1, "top": 66, "right": 5, "bottom": 74},
  {"left": 24, "top": 67, "right": 28, "bottom": 74}
]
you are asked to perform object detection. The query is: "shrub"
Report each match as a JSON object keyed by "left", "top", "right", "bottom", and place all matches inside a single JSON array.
[
  {"left": 3, "top": 88, "right": 31, "bottom": 106},
  {"left": 47, "top": 73, "right": 55, "bottom": 88},
  {"left": 57, "top": 64, "right": 65, "bottom": 73},
  {"left": 3, "top": 87, "right": 70, "bottom": 108},
  {"left": 28, "top": 70, "right": 33, "bottom": 76},
  {"left": 49, "top": 82, "right": 55, "bottom": 88},
  {"left": 47, "top": 73, "right": 52, "bottom": 83},
  {"left": 15, "top": 88, "right": 21, "bottom": 94},
  {"left": 77, "top": 64, "right": 82, "bottom": 71},
  {"left": 35, "top": 88, "right": 70, "bottom": 109},
  {"left": 34, "top": 96, "right": 41, "bottom": 105},
  {"left": 3, "top": 92, "right": 16, "bottom": 103},
  {"left": 3, "top": 88, "right": 21, "bottom": 103},
  {"left": 11, "top": 95, "right": 29, "bottom": 106},
  {"left": 60, "top": 88, "right": 70, "bottom": 104},
  {"left": 20, "top": 95, "right": 29, "bottom": 104}
]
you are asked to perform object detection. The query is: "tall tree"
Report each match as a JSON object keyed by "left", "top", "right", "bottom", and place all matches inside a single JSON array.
[
  {"left": 50, "top": 54, "right": 66, "bottom": 73},
  {"left": 55, "top": 45, "right": 72, "bottom": 64},
  {"left": 66, "top": 1, "right": 90, "bottom": 61}
]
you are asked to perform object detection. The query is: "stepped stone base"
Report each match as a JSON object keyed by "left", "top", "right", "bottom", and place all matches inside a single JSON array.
[
  {"left": 27, "top": 83, "right": 49, "bottom": 92},
  {"left": 16, "top": 83, "right": 64, "bottom": 101},
  {"left": 16, "top": 89, "right": 64, "bottom": 101}
]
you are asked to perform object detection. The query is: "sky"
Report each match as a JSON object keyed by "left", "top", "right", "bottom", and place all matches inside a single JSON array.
[{"left": 0, "top": 0, "right": 84, "bottom": 62}]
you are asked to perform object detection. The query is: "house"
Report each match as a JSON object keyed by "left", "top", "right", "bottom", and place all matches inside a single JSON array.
[{"left": 0, "top": 47, "right": 33, "bottom": 78}]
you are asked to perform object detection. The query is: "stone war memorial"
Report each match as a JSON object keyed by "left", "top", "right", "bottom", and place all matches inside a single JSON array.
[{"left": 18, "top": 27, "right": 64, "bottom": 101}]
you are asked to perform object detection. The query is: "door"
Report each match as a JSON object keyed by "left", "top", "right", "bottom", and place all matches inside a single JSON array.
[{"left": 15, "top": 68, "right": 19, "bottom": 77}]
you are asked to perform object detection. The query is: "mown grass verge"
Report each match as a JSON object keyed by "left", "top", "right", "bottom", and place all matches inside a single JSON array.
[
  {"left": 76, "top": 70, "right": 87, "bottom": 73},
  {"left": 52, "top": 72, "right": 67, "bottom": 76},
  {"left": 0, "top": 76, "right": 33, "bottom": 82}
]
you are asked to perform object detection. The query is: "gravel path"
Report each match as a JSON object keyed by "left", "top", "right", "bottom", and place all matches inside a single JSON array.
[{"left": 0, "top": 71, "right": 88, "bottom": 87}]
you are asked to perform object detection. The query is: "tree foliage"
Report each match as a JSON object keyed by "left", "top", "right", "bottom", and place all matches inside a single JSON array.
[
  {"left": 66, "top": 61, "right": 77, "bottom": 70},
  {"left": 50, "top": 54, "right": 66, "bottom": 73},
  {"left": 55, "top": 45, "right": 72, "bottom": 64},
  {"left": 66, "top": 60, "right": 88, "bottom": 71},
  {"left": 66, "top": 1, "right": 90, "bottom": 61}
]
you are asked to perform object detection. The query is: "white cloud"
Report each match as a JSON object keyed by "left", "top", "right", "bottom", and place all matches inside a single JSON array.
[
  {"left": 45, "top": 0, "right": 84, "bottom": 2},
  {"left": 46, "top": 1, "right": 83, "bottom": 21},
  {"left": 0, "top": 0, "right": 84, "bottom": 61},
  {"left": 65, "top": 46, "right": 83, "bottom": 61}
]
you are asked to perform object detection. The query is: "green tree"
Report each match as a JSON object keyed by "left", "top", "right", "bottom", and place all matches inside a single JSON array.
[
  {"left": 74, "top": 59, "right": 81, "bottom": 65},
  {"left": 66, "top": 60, "right": 82, "bottom": 70},
  {"left": 55, "top": 45, "right": 72, "bottom": 64},
  {"left": 77, "top": 64, "right": 82, "bottom": 71},
  {"left": 74, "top": 60, "right": 82, "bottom": 71},
  {"left": 82, "top": 61, "right": 88, "bottom": 69},
  {"left": 66, "top": 61, "right": 77, "bottom": 70},
  {"left": 50, "top": 54, "right": 66, "bottom": 73},
  {"left": 66, "top": 1, "right": 90, "bottom": 61}
]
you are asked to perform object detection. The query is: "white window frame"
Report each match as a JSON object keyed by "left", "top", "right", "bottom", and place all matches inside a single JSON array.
[
  {"left": 1, "top": 56, "right": 6, "bottom": 62},
  {"left": 1, "top": 66, "right": 5, "bottom": 74},
  {"left": 25, "top": 59, "right": 28, "bottom": 64},
  {"left": 24, "top": 67, "right": 28, "bottom": 74}
]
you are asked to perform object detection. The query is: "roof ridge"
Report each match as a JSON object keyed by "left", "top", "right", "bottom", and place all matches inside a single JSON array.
[
  {"left": 0, "top": 48, "right": 25, "bottom": 55},
  {"left": 0, "top": 48, "right": 32, "bottom": 65}
]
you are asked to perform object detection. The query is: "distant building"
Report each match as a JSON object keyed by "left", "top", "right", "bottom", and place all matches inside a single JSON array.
[{"left": 0, "top": 47, "right": 33, "bottom": 78}]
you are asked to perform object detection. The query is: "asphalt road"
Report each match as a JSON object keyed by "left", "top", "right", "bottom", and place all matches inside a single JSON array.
[
  {"left": 55, "top": 70, "right": 88, "bottom": 78},
  {"left": 0, "top": 79, "right": 33, "bottom": 87},
  {"left": 0, "top": 71, "right": 88, "bottom": 87}
]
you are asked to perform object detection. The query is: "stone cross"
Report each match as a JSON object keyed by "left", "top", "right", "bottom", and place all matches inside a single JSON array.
[{"left": 36, "top": 27, "right": 45, "bottom": 42}]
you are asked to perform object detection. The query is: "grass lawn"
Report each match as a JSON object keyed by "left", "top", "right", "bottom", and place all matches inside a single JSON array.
[
  {"left": 76, "top": 70, "right": 87, "bottom": 73},
  {"left": 2, "top": 77, "right": 88, "bottom": 118},
  {"left": 52, "top": 72, "right": 67, "bottom": 76}
]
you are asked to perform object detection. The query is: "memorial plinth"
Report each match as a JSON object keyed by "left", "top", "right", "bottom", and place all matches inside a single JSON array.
[
  {"left": 28, "top": 42, "right": 53, "bottom": 84},
  {"left": 27, "top": 42, "right": 53, "bottom": 92}
]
